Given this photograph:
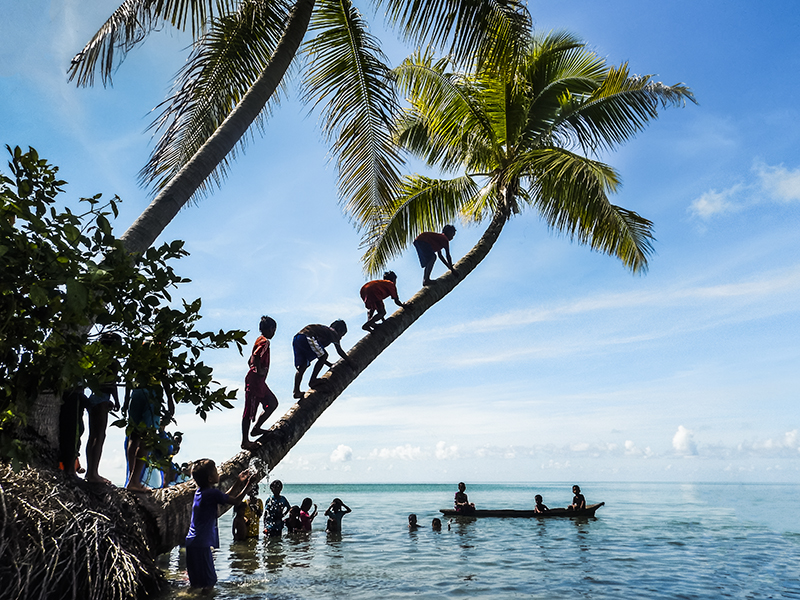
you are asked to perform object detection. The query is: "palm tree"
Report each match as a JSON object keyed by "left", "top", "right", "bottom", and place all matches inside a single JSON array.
[
  {"left": 132, "top": 30, "right": 694, "bottom": 555},
  {"left": 364, "top": 31, "right": 695, "bottom": 277},
  {"left": 69, "top": 0, "right": 531, "bottom": 252}
]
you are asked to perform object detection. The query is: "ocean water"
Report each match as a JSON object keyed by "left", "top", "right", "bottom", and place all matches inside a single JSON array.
[{"left": 158, "top": 482, "right": 800, "bottom": 599}]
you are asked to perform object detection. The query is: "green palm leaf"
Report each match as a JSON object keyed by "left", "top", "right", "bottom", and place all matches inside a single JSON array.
[
  {"left": 69, "top": 0, "right": 237, "bottom": 87},
  {"left": 140, "top": 0, "right": 293, "bottom": 197},
  {"left": 373, "top": 0, "right": 531, "bottom": 71},
  {"left": 362, "top": 174, "right": 478, "bottom": 275},
  {"left": 520, "top": 147, "right": 654, "bottom": 272},
  {"left": 302, "top": 0, "right": 404, "bottom": 229}
]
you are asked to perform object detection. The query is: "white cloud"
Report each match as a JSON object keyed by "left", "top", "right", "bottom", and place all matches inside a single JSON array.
[
  {"left": 435, "top": 441, "right": 459, "bottom": 460},
  {"left": 330, "top": 444, "right": 353, "bottom": 463},
  {"left": 368, "top": 444, "right": 425, "bottom": 460},
  {"left": 672, "top": 425, "right": 698, "bottom": 456},
  {"left": 755, "top": 163, "right": 800, "bottom": 202},
  {"left": 624, "top": 440, "right": 653, "bottom": 458},
  {"left": 689, "top": 161, "right": 800, "bottom": 221},
  {"left": 689, "top": 186, "right": 741, "bottom": 219}
]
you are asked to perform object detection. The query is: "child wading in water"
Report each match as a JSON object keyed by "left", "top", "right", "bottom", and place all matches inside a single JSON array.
[
  {"left": 184, "top": 460, "right": 252, "bottom": 590},
  {"left": 263, "top": 480, "right": 291, "bottom": 537},
  {"left": 325, "top": 498, "right": 352, "bottom": 533},
  {"left": 242, "top": 316, "right": 279, "bottom": 450},
  {"left": 300, "top": 497, "right": 318, "bottom": 531},
  {"left": 360, "top": 271, "right": 406, "bottom": 332}
]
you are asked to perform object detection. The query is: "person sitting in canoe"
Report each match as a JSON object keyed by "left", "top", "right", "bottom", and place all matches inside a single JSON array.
[
  {"left": 567, "top": 485, "right": 586, "bottom": 511},
  {"left": 454, "top": 482, "right": 476, "bottom": 514},
  {"left": 534, "top": 494, "right": 548, "bottom": 513}
]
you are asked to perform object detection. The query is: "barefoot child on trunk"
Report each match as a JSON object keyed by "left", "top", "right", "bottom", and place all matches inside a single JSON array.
[{"left": 242, "top": 316, "right": 279, "bottom": 450}]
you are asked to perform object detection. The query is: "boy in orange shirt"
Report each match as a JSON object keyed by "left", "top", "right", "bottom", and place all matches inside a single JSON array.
[{"left": 360, "top": 271, "right": 406, "bottom": 332}]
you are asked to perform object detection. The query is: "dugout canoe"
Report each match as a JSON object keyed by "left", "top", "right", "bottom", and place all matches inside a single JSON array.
[{"left": 440, "top": 502, "right": 604, "bottom": 518}]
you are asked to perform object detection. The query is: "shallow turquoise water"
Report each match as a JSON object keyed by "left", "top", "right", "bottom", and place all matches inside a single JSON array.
[{"left": 158, "top": 482, "right": 800, "bottom": 599}]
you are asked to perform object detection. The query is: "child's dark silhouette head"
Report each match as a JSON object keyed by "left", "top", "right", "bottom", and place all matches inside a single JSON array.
[
  {"left": 535, "top": 494, "right": 543, "bottom": 503},
  {"left": 331, "top": 498, "right": 343, "bottom": 508},
  {"left": 330, "top": 320, "right": 347, "bottom": 336},
  {"left": 290, "top": 505, "right": 300, "bottom": 516},
  {"left": 259, "top": 315, "right": 277, "bottom": 337},
  {"left": 270, "top": 480, "right": 283, "bottom": 495},
  {"left": 408, "top": 513, "right": 418, "bottom": 526},
  {"left": 301, "top": 497, "right": 313, "bottom": 512},
  {"left": 432, "top": 518, "right": 442, "bottom": 530},
  {"left": 443, "top": 224, "right": 456, "bottom": 239},
  {"left": 573, "top": 485, "right": 581, "bottom": 493},
  {"left": 383, "top": 271, "right": 397, "bottom": 283},
  {"left": 191, "top": 459, "right": 217, "bottom": 488},
  {"left": 458, "top": 482, "right": 466, "bottom": 492},
  {"left": 234, "top": 503, "right": 246, "bottom": 516}
]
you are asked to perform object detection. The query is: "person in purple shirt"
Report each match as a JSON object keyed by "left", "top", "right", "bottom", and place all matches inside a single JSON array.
[{"left": 184, "top": 459, "right": 252, "bottom": 590}]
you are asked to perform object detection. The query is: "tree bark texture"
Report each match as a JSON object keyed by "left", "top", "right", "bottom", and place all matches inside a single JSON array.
[{"left": 120, "top": 0, "right": 316, "bottom": 254}]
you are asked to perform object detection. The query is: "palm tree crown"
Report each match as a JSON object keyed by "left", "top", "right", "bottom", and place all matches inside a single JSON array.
[{"left": 363, "top": 31, "right": 695, "bottom": 275}]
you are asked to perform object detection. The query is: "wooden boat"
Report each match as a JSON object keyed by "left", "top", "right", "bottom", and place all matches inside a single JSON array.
[{"left": 440, "top": 502, "right": 604, "bottom": 518}]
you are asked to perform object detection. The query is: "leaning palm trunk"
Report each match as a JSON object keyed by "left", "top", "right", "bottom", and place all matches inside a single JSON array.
[
  {"left": 140, "top": 205, "right": 509, "bottom": 553},
  {"left": 120, "top": 0, "right": 316, "bottom": 254}
]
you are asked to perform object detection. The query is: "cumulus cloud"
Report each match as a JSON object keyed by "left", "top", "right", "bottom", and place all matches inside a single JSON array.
[
  {"left": 689, "top": 161, "right": 800, "bottom": 221},
  {"left": 368, "top": 444, "right": 425, "bottom": 460},
  {"left": 689, "top": 186, "right": 741, "bottom": 219},
  {"left": 624, "top": 440, "right": 653, "bottom": 458},
  {"left": 435, "top": 441, "right": 459, "bottom": 460},
  {"left": 330, "top": 444, "right": 353, "bottom": 463},
  {"left": 672, "top": 425, "right": 698, "bottom": 456},
  {"left": 755, "top": 163, "right": 800, "bottom": 202}
]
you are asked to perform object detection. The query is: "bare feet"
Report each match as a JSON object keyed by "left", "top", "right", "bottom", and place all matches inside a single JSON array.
[
  {"left": 362, "top": 323, "right": 373, "bottom": 332},
  {"left": 126, "top": 483, "right": 152, "bottom": 493},
  {"left": 250, "top": 426, "right": 268, "bottom": 437},
  {"left": 85, "top": 474, "right": 112, "bottom": 485},
  {"left": 423, "top": 279, "right": 434, "bottom": 286},
  {"left": 241, "top": 440, "right": 261, "bottom": 452},
  {"left": 293, "top": 389, "right": 304, "bottom": 399}
]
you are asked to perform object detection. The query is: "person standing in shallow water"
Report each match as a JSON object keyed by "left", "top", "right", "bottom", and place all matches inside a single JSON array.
[
  {"left": 242, "top": 316, "right": 279, "bottom": 451},
  {"left": 184, "top": 459, "right": 252, "bottom": 590},
  {"left": 360, "top": 271, "right": 406, "bottom": 332},
  {"left": 413, "top": 225, "right": 457, "bottom": 286}
]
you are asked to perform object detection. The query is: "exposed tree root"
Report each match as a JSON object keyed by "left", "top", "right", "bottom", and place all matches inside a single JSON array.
[{"left": 0, "top": 463, "right": 164, "bottom": 600}]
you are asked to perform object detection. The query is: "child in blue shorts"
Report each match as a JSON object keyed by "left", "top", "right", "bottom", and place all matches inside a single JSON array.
[
  {"left": 184, "top": 459, "right": 252, "bottom": 590},
  {"left": 292, "top": 320, "right": 352, "bottom": 399}
]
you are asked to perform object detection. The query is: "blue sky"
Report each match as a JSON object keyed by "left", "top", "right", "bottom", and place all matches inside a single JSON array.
[{"left": 2, "top": 1, "right": 799, "bottom": 485}]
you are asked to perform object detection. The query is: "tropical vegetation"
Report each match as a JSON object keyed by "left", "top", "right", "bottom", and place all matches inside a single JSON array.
[{"left": 0, "top": 146, "right": 246, "bottom": 464}]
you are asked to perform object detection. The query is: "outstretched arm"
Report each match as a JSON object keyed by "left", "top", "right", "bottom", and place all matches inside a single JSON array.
[{"left": 225, "top": 471, "right": 253, "bottom": 506}]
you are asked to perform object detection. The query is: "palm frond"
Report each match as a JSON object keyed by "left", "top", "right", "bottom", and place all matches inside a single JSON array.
[
  {"left": 394, "top": 52, "right": 498, "bottom": 172},
  {"left": 69, "top": 0, "right": 237, "bottom": 87},
  {"left": 554, "top": 64, "right": 697, "bottom": 154},
  {"left": 372, "top": 0, "right": 531, "bottom": 71},
  {"left": 522, "top": 148, "right": 654, "bottom": 272},
  {"left": 362, "top": 174, "right": 478, "bottom": 275},
  {"left": 302, "top": 0, "right": 404, "bottom": 229},
  {"left": 139, "top": 0, "right": 293, "bottom": 198}
]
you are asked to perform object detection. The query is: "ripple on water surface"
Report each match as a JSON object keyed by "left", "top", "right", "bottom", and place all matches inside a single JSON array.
[{"left": 158, "top": 482, "right": 800, "bottom": 599}]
